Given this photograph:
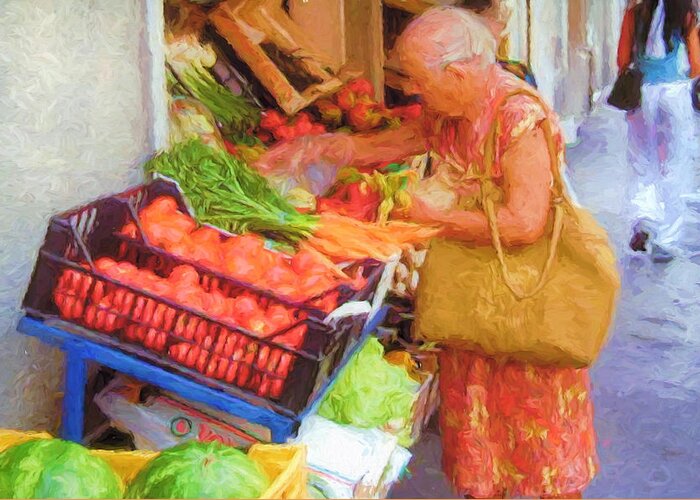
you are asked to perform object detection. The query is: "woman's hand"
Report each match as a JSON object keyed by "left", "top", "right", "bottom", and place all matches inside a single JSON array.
[
  {"left": 254, "top": 134, "right": 354, "bottom": 176},
  {"left": 402, "top": 193, "right": 446, "bottom": 225}
]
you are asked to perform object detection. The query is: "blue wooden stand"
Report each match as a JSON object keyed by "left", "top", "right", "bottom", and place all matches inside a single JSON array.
[{"left": 17, "top": 307, "right": 387, "bottom": 445}]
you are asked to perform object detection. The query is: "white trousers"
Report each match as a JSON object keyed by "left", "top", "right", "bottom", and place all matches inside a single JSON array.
[{"left": 625, "top": 79, "right": 698, "bottom": 250}]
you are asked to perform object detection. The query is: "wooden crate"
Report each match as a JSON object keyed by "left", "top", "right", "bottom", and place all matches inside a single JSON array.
[
  {"left": 209, "top": 0, "right": 345, "bottom": 115},
  {"left": 384, "top": 0, "right": 460, "bottom": 15}
]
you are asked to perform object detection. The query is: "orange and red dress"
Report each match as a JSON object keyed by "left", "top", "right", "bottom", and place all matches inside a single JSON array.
[{"left": 421, "top": 70, "right": 599, "bottom": 498}]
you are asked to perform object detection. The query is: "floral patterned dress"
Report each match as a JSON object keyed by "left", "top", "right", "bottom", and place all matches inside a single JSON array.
[{"left": 421, "top": 70, "right": 598, "bottom": 498}]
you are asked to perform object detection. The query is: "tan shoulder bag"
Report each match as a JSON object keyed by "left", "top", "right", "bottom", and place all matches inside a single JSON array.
[{"left": 413, "top": 88, "right": 620, "bottom": 368}]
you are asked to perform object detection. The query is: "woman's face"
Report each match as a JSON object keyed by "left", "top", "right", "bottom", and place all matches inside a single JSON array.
[{"left": 398, "top": 56, "right": 490, "bottom": 117}]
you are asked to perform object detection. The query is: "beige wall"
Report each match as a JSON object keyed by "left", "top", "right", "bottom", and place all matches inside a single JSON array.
[
  {"left": 506, "top": 0, "right": 627, "bottom": 120},
  {"left": 0, "top": 0, "right": 158, "bottom": 430}
]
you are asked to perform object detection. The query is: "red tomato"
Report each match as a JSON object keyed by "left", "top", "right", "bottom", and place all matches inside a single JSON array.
[
  {"left": 207, "top": 291, "right": 228, "bottom": 318},
  {"left": 293, "top": 113, "right": 314, "bottom": 136},
  {"left": 265, "top": 304, "right": 294, "bottom": 333},
  {"left": 147, "top": 196, "right": 179, "bottom": 215},
  {"left": 188, "top": 244, "right": 222, "bottom": 269},
  {"left": 190, "top": 227, "right": 221, "bottom": 244},
  {"left": 260, "top": 110, "right": 287, "bottom": 131},
  {"left": 290, "top": 249, "right": 330, "bottom": 278},
  {"left": 120, "top": 223, "right": 138, "bottom": 238},
  {"left": 169, "top": 265, "right": 199, "bottom": 288},
  {"left": 347, "top": 78, "right": 375, "bottom": 97},
  {"left": 335, "top": 87, "right": 356, "bottom": 111},
  {"left": 95, "top": 257, "right": 117, "bottom": 273},
  {"left": 225, "top": 234, "right": 265, "bottom": 255},
  {"left": 310, "top": 124, "right": 327, "bottom": 135},
  {"left": 272, "top": 125, "right": 296, "bottom": 142},
  {"left": 167, "top": 237, "right": 196, "bottom": 261},
  {"left": 256, "top": 130, "right": 272, "bottom": 143},
  {"left": 225, "top": 257, "right": 262, "bottom": 283},
  {"left": 348, "top": 103, "right": 383, "bottom": 131},
  {"left": 245, "top": 312, "right": 269, "bottom": 336},
  {"left": 265, "top": 265, "right": 296, "bottom": 289},
  {"left": 224, "top": 140, "right": 238, "bottom": 156},
  {"left": 274, "top": 325, "right": 307, "bottom": 350},
  {"left": 231, "top": 294, "right": 261, "bottom": 321}
]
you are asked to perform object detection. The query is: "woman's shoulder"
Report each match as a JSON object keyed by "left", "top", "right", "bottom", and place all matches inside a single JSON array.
[{"left": 498, "top": 93, "right": 548, "bottom": 143}]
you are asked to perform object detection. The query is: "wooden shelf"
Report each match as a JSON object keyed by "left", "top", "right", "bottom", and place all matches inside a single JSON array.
[
  {"left": 383, "top": 0, "right": 460, "bottom": 15},
  {"left": 210, "top": 0, "right": 345, "bottom": 115}
]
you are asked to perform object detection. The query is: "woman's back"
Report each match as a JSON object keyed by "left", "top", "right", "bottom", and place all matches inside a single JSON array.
[{"left": 626, "top": 0, "right": 699, "bottom": 82}]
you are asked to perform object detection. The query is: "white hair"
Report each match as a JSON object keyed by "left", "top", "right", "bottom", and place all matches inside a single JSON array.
[{"left": 392, "top": 6, "right": 498, "bottom": 73}]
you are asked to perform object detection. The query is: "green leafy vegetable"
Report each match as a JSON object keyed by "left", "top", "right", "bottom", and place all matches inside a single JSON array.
[
  {"left": 145, "top": 139, "right": 318, "bottom": 242},
  {"left": 169, "top": 97, "right": 227, "bottom": 150},
  {"left": 0, "top": 439, "right": 123, "bottom": 499},
  {"left": 165, "top": 33, "right": 260, "bottom": 136},
  {"left": 127, "top": 441, "right": 269, "bottom": 499},
  {"left": 178, "top": 64, "right": 260, "bottom": 136},
  {"left": 318, "top": 337, "right": 420, "bottom": 445}
]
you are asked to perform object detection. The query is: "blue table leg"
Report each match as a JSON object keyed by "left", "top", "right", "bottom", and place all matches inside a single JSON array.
[
  {"left": 61, "top": 348, "right": 87, "bottom": 443},
  {"left": 269, "top": 418, "right": 297, "bottom": 444}
]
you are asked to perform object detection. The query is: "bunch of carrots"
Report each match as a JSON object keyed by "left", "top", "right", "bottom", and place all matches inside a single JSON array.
[
  {"left": 121, "top": 196, "right": 363, "bottom": 308},
  {"left": 305, "top": 213, "right": 441, "bottom": 262}
]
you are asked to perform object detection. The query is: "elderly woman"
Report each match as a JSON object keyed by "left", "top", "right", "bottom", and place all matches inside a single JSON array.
[{"left": 257, "top": 7, "right": 597, "bottom": 499}]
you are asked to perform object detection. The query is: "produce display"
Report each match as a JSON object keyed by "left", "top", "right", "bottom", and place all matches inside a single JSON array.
[
  {"left": 21, "top": 1, "right": 442, "bottom": 482},
  {"left": 317, "top": 337, "right": 420, "bottom": 447},
  {"left": 0, "top": 439, "right": 123, "bottom": 499},
  {"left": 127, "top": 441, "right": 269, "bottom": 499},
  {"left": 93, "top": 259, "right": 304, "bottom": 339},
  {"left": 120, "top": 195, "right": 363, "bottom": 307},
  {"left": 0, "top": 435, "right": 300, "bottom": 500},
  {"left": 252, "top": 79, "right": 422, "bottom": 149},
  {"left": 52, "top": 262, "right": 303, "bottom": 399},
  {"left": 306, "top": 213, "right": 440, "bottom": 262},
  {"left": 169, "top": 97, "right": 227, "bottom": 151},
  {"left": 317, "top": 165, "right": 417, "bottom": 224},
  {"left": 313, "top": 79, "right": 421, "bottom": 133},
  {"left": 144, "top": 139, "right": 317, "bottom": 243},
  {"left": 256, "top": 110, "right": 327, "bottom": 144},
  {"left": 165, "top": 33, "right": 260, "bottom": 138}
]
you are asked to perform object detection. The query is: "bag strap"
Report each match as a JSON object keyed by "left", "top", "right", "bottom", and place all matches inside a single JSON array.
[{"left": 480, "top": 87, "right": 567, "bottom": 300}]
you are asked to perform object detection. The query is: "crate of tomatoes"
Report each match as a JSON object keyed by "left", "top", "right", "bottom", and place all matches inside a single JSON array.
[{"left": 23, "top": 180, "right": 384, "bottom": 415}]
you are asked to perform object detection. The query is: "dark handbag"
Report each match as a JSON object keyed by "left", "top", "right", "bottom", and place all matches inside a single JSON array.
[
  {"left": 692, "top": 78, "right": 700, "bottom": 113},
  {"left": 608, "top": 66, "right": 643, "bottom": 111}
]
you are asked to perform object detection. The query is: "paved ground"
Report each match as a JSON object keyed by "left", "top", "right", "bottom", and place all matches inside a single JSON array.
[{"left": 391, "top": 104, "right": 700, "bottom": 498}]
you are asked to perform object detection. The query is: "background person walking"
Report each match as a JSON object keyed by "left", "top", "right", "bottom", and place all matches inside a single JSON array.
[{"left": 617, "top": 0, "right": 700, "bottom": 262}]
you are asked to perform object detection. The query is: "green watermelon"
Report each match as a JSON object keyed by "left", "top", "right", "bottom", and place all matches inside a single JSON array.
[
  {"left": 0, "top": 438, "right": 123, "bottom": 499},
  {"left": 126, "top": 441, "right": 270, "bottom": 499}
]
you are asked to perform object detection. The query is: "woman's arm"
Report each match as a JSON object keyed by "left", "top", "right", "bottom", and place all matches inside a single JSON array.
[
  {"left": 408, "top": 126, "right": 553, "bottom": 247},
  {"left": 255, "top": 120, "right": 425, "bottom": 174},
  {"left": 349, "top": 120, "right": 426, "bottom": 167},
  {"left": 617, "top": 7, "right": 636, "bottom": 73}
]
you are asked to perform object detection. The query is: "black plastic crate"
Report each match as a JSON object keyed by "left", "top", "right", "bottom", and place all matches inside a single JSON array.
[{"left": 23, "top": 180, "right": 382, "bottom": 415}]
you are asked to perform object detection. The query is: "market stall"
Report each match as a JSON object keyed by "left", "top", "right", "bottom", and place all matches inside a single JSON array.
[{"left": 9, "top": 0, "right": 443, "bottom": 498}]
